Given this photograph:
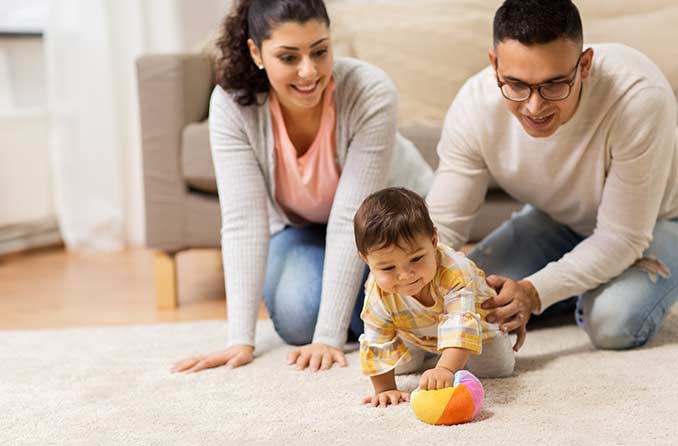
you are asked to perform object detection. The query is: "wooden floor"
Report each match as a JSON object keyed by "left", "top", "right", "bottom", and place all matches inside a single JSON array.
[
  {"left": 0, "top": 246, "right": 268, "bottom": 330},
  {"left": 1, "top": 244, "right": 474, "bottom": 330}
]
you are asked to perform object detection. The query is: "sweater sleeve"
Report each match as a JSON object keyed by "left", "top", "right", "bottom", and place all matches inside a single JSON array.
[
  {"left": 527, "top": 86, "right": 677, "bottom": 312},
  {"left": 427, "top": 80, "right": 491, "bottom": 250},
  {"left": 311, "top": 67, "right": 399, "bottom": 347},
  {"left": 208, "top": 87, "right": 270, "bottom": 347}
]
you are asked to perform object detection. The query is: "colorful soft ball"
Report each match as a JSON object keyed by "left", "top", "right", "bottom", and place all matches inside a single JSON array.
[{"left": 410, "top": 370, "right": 484, "bottom": 425}]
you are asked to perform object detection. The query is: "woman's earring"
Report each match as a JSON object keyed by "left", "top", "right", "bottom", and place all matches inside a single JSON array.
[{"left": 258, "top": 64, "right": 264, "bottom": 70}]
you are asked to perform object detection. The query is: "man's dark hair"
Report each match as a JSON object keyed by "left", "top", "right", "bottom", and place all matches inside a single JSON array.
[
  {"left": 493, "top": 0, "right": 583, "bottom": 47},
  {"left": 354, "top": 188, "right": 435, "bottom": 256}
]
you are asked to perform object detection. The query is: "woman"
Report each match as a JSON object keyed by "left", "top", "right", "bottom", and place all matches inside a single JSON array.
[{"left": 172, "top": 0, "right": 432, "bottom": 373}]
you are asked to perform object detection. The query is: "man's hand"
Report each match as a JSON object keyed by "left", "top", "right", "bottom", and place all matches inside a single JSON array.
[
  {"left": 419, "top": 366, "right": 454, "bottom": 390},
  {"left": 171, "top": 344, "right": 254, "bottom": 373},
  {"left": 287, "top": 343, "right": 347, "bottom": 371},
  {"left": 482, "top": 275, "right": 541, "bottom": 352},
  {"left": 362, "top": 390, "right": 410, "bottom": 408}
]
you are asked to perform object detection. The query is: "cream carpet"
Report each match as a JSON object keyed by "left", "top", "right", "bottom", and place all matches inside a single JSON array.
[{"left": 2, "top": 307, "right": 677, "bottom": 446}]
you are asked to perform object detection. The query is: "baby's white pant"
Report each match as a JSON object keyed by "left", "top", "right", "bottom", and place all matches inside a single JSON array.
[{"left": 394, "top": 333, "right": 515, "bottom": 378}]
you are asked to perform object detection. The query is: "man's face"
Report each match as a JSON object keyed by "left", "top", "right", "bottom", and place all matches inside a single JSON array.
[{"left": 489, "top": 39, "right": 593, "bottom": 138}]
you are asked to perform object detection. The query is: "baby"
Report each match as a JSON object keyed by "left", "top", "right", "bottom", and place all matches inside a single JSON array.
[{"left": 354, "top": 187, "right": 515, "bottom": 408}]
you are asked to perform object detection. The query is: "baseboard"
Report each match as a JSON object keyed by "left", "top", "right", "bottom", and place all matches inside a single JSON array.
[{"left": 0, "top": 218, "right": 62, "bottom": 256}]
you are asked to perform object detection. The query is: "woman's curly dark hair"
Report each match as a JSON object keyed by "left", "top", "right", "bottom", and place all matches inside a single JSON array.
[{"left": 216, "top": 0, "right": 330, "bottom": 106}]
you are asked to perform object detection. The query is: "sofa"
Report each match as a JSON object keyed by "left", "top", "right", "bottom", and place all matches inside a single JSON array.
[{"left": 136, "top": 0, "right": 678, "bottom": 308}]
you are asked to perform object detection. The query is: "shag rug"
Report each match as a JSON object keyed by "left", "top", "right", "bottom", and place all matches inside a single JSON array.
[{"left": 2, "top": 307, "right": 677, "bottom": 446}]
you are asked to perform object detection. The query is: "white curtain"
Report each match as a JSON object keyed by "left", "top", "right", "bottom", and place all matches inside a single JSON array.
[{"left": 44, "top": 0, "right": 226, "bottom": 251}]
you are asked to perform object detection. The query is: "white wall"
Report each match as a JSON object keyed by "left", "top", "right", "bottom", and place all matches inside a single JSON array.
[
  {"left": 0, "top": 36, "right": 46, "bottom": 108},
  {"left": 0, "top": 35, "right": 52, "bottom": 229},
  {"left": 0, "top": 109, "right": 51, "bottom": 226},
  {"left": 140, "top": 0, "right": 229, "bottom": 53},
  {"left": 177, "top": 0, "right": 230, "bottom": 50},
  {"left": 1, "top": 0, "right": 231, "bottom": 251}
]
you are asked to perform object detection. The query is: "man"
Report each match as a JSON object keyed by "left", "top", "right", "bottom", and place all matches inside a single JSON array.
[{"left": 427, "top": 0, "right": 678, "bottom": 351}]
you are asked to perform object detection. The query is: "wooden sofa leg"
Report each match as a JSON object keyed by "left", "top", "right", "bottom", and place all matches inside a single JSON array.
[{"left": 154, "top": 251, "right": 178, "bottom": 310}]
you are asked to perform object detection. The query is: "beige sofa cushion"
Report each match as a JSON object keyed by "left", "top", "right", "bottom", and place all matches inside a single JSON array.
[
  {"left": 182, "top": 122, "right": 508, "bottom": 194},
  {"left": 182, "top": 121, "right": 217, "bottom": 193},
  {"left": 329, "top": 0, "right": 500, "bottom": 126},
  {"left": 181, "top": 123, "right": 445, "bottom": 195},
  {"left": 329, "top": 0, "right": 678, "bottom": 126},
  {"left": 579, "top": 1, "right": 678, "bottom": 96}
]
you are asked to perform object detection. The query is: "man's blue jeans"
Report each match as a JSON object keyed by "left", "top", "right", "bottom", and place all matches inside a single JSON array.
[
  {"left": 468, "top": 205, "right": 678, "bottom": 350},
  {"left": 263, "top": 224, "right": 367, "bottom": 346}
]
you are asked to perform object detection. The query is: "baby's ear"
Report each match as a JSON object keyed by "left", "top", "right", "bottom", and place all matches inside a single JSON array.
[{"left": 432, "top": 227, "right": 439, "bottom": 246}]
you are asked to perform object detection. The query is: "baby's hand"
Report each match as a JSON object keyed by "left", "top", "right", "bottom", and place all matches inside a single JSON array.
[
  {"left": 362, "top": 390, "right": 410, "bottom": 408},
  {"left": 419, "top": 366, "right": 454, "bottom": 390}
]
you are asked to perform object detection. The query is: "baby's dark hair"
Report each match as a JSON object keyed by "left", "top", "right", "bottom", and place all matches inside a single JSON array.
[{"left": 354, "top": 187, "right": 435, "bottom": 256}]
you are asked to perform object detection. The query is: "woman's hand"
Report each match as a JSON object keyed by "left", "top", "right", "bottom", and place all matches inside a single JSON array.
[
  {"left": 362, "top": 390, "right": 410, "bottom": 408},
  {"left": 171, "top": 344, "right": 254, "bottom": 373},
  {"left": 482, "top": 275, "right": 541, "bottom": 351},
  {"left": 287, "top": 343, "right": 347, "bottom": 371}
]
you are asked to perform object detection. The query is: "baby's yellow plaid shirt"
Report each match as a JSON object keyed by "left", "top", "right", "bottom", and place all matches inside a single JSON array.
[{"left": 359, "top": 244, "right": 502, "bottom": 376}]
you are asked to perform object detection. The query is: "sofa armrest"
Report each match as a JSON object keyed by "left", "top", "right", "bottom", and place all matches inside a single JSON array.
[{"left": 136, "top": 53, "right": 215, "bottom": 251}]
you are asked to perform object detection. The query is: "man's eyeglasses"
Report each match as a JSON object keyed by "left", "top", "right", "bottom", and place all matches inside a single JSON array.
[{"left": 496, "top": 52, "right": 584, "bottom": 102}]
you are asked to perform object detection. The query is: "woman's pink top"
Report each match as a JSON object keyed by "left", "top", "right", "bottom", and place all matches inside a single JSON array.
[{"left": 270, "top": 79, "right": 340, "bottom": 224}]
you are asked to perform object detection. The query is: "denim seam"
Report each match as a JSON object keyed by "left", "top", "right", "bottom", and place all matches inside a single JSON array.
[
  {"left": 632, "top": 280, "right": 678, "bottom": 344},
  {"left": 632, "top": 217, "right": 678, "bottom": 341}
]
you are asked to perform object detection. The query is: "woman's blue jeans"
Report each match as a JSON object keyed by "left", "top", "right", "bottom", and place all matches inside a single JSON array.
[
  {"left": 468, "top": 205, "right": 678, "bottom": 350},
  {"left": 263, "top": 224, "right": 367, "bottom": 346}
]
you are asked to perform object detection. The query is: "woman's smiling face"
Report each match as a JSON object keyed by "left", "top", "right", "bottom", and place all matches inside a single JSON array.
[{"left": 248, "top": 19, "right": 333, "bottom": 114}]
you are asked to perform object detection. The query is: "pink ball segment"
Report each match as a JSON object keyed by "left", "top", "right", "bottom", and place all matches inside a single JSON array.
[{"left": 453, "top": 370, "right": 484, "bottom": 418}]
